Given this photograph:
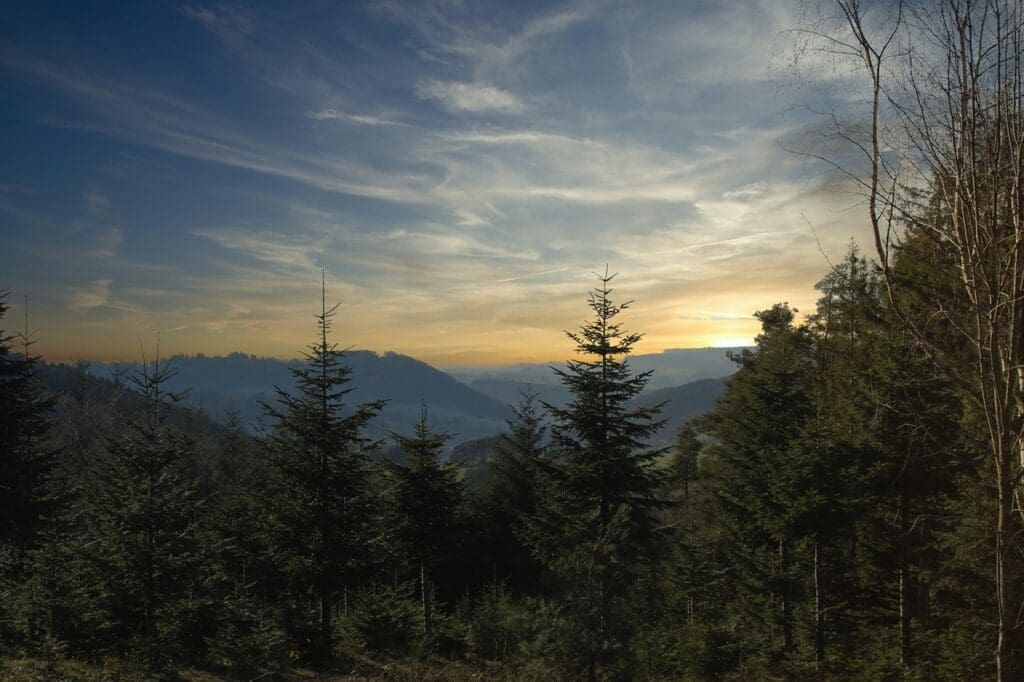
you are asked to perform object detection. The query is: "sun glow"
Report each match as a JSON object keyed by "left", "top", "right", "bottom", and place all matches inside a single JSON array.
[{"left": 713, "top": 337, "right": 752, "bottom": 348}]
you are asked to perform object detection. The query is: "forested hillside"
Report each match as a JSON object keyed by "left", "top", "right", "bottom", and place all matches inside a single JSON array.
[
  {"left": 0, "top": 237, "right": 1019, "bottom": 679},
  {"left": 2, "top": 1, "right": 1024, "bottom": 680},
  {"left": 85, "top": 351, "right": 514, "bottom": 444}
]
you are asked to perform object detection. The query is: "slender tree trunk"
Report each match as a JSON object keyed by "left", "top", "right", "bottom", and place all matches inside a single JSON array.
[
  {"left": 421, "top": 561, "right": 432, "bottom": 634},
  {"left": 814, "top": 535, "right": 825, "bottom": 667},
  {"left": 598, "top": 490, "right": 610, "bottom": 675},
  {"left": 899, "top": 479, "right": 912, "bottom": 670},
  {"left": 996, "top": 448, "right": 1015, "bottom": 681},
  {"left": 780, "top": 538, "right": 794, "bottom": 656},
  {"left": 319, "top": 582, "right": 332, "bottom": 654}
]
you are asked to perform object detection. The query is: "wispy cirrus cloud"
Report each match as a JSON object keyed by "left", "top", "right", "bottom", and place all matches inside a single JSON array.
[
  {"left": 0, "top": 51, "right": 437, "bottom": 205},
  {"left": 86, "top": 228, "right": 123, "bottom": 259},
  {"left": 1, "top": 0, "right": 872, "bottom": 363},
  {"left": 68, "top": 279, "right": 113, "bottom": 313},
  {"left": 180, "top": 4, "right": 256, "bottom": 39},
  {"left": 308, "top": 109, "right": 413, "bottom": 127},
  {"left": 416, "top": 80, "right": 525, "bottom": 114}
]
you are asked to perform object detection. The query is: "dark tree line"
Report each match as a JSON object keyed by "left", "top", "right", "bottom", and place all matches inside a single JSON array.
[{"left": 0, "top": 236, "right": 1019, "bottom": 679}]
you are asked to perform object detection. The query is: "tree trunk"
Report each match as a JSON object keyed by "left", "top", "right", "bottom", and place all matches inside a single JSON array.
[
  {"left": 899, "top": 478, "right": 912, "bottom": 670},
  {"left": 421, "top": 561, "right": 432, "bottom": 634},
  {"left": 996, "top": 449, "right": 1015, "bottom": 681},
  {"left": 319, "top": 583, "right": 332, "bottom": 654},
  {"left": 780, "top": 538, "right": 794, "bottom": 655},
  {"left": 814, "top": 536, "right": 824, "bottom": 666}
]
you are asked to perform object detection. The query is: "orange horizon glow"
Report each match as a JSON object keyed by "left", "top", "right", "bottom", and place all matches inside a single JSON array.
[{"left": 25, "top": 305, "right": 770, "bottom": 368}]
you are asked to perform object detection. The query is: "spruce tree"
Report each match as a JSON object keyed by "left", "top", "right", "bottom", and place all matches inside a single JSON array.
[
  {"left": 698, "top": 303, "right": 816, "bottom": 663},
  {"left": 202, "top": 412, "right": 285, "bottom": 675},
  {"left": 0, "top": 290, "right": 60, "bottom": 551},
  {"left": 384, "top": 409, "right": 463, "bottom": 634},
  {"left": 261, "top": 282, "right": 384, "bottom": 658},
  {"left": 83, "top": 355, "right": 203, "bottom": 666},
  {"left": 474, "top": 390, "right": 548, "bottom": 592},
  {"left": 529, "top": 271, "right": 666, "bottom": 680},
  {"left": 667, "top": 423, "right": 701, "bottom": 538},
  {"left": 0, "top": 290, "right": 62, "bottom": 649}
]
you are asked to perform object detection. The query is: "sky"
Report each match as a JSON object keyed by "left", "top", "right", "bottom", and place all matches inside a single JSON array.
[{"left": 0, "top": 0, "right": 870, "bottom": 366}]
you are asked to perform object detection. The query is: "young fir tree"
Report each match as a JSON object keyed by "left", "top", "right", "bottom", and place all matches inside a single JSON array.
[
  {"left": 84, "top": 355, "right": 203, "bottom": 666},
  {"left": 698, "top": 304, "right": 816, "bottom": 665},
  {"left": 856, "top": 322, "right": 962, "bottom": 671},
  {"left": 806, "top": 246, "right": 964, "bottom": 673},
  {"left": 202, "top": 411, "right": 285, "bottom": 675},
  {"left": 0, "top": 290, "right": 60, "bottom": 552},
  {"left": 384, "top": 408, "right": 463, "bottom": 635},
  {"left": 261, "top": 282, "right": 385, "bottom": 659},
  {"left": 666, "top": 423, "right": 701, "bottom": 538},
  {"left": 0, "top": 290, "right": 63, "bottom": 648},
  {"left": 474, "top": 390, "right": 548, "bottom": 592},
  {"left": 796, "top": 249, "right": 882, "bottom": 667},
  {"left": 529, "top": 271, "right": 666, "bottom": 680}
]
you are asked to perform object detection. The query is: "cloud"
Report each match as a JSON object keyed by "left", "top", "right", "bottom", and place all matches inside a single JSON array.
[
  {"left": 723, "top": 181, "right": 768, "bottom": 199},
  {"left": 181, "top": 4, "right": 255, "bottom": 40},
  {"left": 4, "top": 1, "right": 880, "bottom": 364},
  {"left": 87, "top": 228, "right": 123, "bottom": 259},
  {"left": 497, "top": 267, "right": 569, "bottom": 283},
  {"left": 191, "top": 227, "right": 323, "bottom": 273},
  {"left": 68, "top": 279, "right": 113, "bottom": 313},
  {"left": 416, "top": 80, "right": 525, "bottom": 113},
  {"left": 0, "top": 52, "right": 436, "bottom": 205},
  {"left": 384, "top": 228, "right": 537, "bottom": 260},
  {"left": 82, "top": 190, "right": 110, "bottom": 211},
  {"left": 309, "top": 109, "right": 413, "bottom": 127},
  {"left": 679, "top": 309, "right": 757, "bottom": 321}
]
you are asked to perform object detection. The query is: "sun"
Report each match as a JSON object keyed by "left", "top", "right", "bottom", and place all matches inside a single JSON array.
[{"left": 713, "top": 337, "right": 752, "bottom": 348}]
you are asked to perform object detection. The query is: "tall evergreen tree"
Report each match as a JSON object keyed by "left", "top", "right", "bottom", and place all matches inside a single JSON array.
[
  {"left": 261, "top": 282, "right": 385, "bottom": 658},
  {"left": 529, "top": 271, "right": 666, "bottom": 680},
  {"left": 803, "top": 248, "right": 882, "bottom": 667},
  {"left": 0, "top": 290, "right": 62, "bottom": 649},
  {"left": 0, "top": 290, "right": 60, "bottom": 552},
  {"left": 666, "top": 423, "right": 701, "bottom": 540},
  {"left": 698, "top": 304, "right": 816, "bottom": 664},
  {"left": 809, "top": 245, "right": 964, "bottom": 672},
  {"left": 84, "top": 355, "right": 203, "bottom": 666},
  {"left": 202, "top": 411, "right": 284, "bottom": 675},
  {"left": 474, "top": 390, "right": 548, "bottom": 592},
  {"left": 384, "top": 409, "right": 463, "bottom": 635}
]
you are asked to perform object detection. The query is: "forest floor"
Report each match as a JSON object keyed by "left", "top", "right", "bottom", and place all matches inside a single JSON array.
[{"left": 0, "top": 656, "right": 513, "bottom": 681}]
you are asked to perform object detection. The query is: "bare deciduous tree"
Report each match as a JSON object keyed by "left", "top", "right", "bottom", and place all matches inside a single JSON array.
[{"left": 791, "top": 1, "right": 1024, "bottom": 677}]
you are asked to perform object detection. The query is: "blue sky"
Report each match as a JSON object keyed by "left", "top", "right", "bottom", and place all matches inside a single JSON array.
[{"left": 0, "top": 0, "right": 868, "bottom": 365}]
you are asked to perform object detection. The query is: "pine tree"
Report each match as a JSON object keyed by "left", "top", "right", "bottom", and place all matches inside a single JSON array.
[
  {"left": 472, "top": 391, "right": 548, "bottom": 593},
  {"left": 0, "top": 290, "right": 60, "bottom": 551},
  {"left": 698, "top": 303, "right": 816, "bottom": 663},
  {"left": 802, "top": 249, "right": 882, "bottom": 667},
  {"left": 529, "top": 271, "right": 666, "bottom": 680},
  {"left": 0, "top": 290, "right": 65, "bottom": 649},
  {"left": 261, "top": 281, "right": 384, "bottom": 658},
  {"left": 666, "top": 423, "right": 701, "bottom": 540},
  {"left": 807, "top": 246, "right": 964, "bottom": 672},
  {"left": 83, "top": 355, "right": 203, "bottom": 666},
  {"left": 202, "top": 412, "right": 285, "bottom": 675},
  {"left": 384, "top": 408, "right": 463, "bottom": 635}
]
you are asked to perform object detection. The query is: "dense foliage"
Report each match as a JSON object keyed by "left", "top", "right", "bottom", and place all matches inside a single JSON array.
[{"left": 0, "top": 252, "right": 1019, "bottom": 679}]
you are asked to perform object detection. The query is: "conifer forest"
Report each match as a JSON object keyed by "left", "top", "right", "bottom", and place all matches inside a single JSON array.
[{"left": 3, "top": 0, "right": 1024, "bottom": 680}]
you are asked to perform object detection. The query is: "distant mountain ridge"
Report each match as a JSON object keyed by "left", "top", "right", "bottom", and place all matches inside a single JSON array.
[
  {"left": 86, "top": 351, "right": 512, "bottom": 444},
  {"left": 445, "top": 346, "right": 743, "bottom": 392},
  {"left": 77, "top": 347, "right": 739, "bottom": 447},
  {"left": 629, "top": 377, "right": 726, "bottom": 445}
]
